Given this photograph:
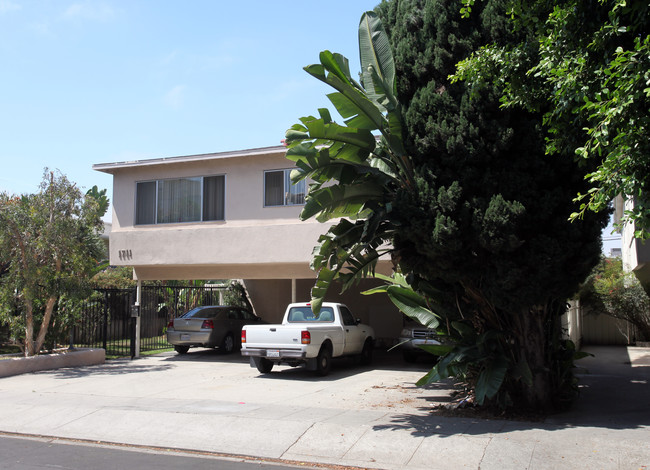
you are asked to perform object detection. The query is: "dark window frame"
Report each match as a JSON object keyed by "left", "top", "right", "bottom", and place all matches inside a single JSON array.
[
  {"left": 135, "top": 174, "right": 226, "bottom": 225},
  {"left": 263, "top": 168, "right": 305, "bottom": 207}
]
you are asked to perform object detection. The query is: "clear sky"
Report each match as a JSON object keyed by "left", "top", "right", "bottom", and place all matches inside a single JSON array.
[
  {"left": 0, "top": 0, "right": 380, "bottom": 203},
  {"left": 0, "top": 0, "right": 621, "bottom": 252}
]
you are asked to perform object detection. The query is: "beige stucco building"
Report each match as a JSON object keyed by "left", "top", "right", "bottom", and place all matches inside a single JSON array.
[
  {"left": 93, "top": 145, "right": 402, "bottom": 342},
  {"left": 615, "top": 196, "right": 650, "bottom": 290}
]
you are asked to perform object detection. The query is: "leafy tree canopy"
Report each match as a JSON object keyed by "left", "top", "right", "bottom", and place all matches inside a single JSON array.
[
  {"left": 0, "top": 170, "right": 106, "bottom": 355},
  {"left": 374, "top": 0, "right": 609, "bottom": 411},
  {"left": 454, "top": 0, "right": 650, "bottom": 237},
  {"left": 579, "top": 257, "right": 650, "bottom": 341},
  {"left": 289, "top": 1, "right": 609, "bottom": 412}
]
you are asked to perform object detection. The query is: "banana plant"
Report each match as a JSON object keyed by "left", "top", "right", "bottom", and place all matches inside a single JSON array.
[
  {"left": 364, "top": 272, "right": 516, "bottom": 406},
  {"left": 285, "top": 11, "right": 415, "bottom": 312}
]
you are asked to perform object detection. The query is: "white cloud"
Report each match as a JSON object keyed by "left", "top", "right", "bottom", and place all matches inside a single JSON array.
[
  {"left": 0, "top": 0, "right": 20, "bottom": 14},
  {"left": 163, "top": 85, "right": 186, "bottom": 109},
  {"left": 63, "top": 2, "right": 117, "bottom": 22}
]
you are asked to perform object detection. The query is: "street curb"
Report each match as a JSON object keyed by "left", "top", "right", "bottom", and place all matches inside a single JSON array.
[{"left": 0, "top": 348, "right": 105, "bottom": 378}]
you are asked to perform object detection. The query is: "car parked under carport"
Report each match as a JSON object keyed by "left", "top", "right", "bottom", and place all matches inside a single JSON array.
[{"left": 166, "top": 306, "right": 264, "bottom": 354}]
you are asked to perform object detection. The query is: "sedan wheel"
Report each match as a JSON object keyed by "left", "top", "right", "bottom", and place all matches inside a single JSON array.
[
  {"left": 174, "top": 345, "right": 190, "bottom": 354},
  {"left": 221, "top": 334, "right": 235, "bottom": 354}
]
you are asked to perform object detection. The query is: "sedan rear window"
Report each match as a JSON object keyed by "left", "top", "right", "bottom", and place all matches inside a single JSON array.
[
  {"left": 181, "top": 307, "right": 222, "bottom": 319},
  {"left": 287, "top": 307, "right": 334, "bottom": 322}
]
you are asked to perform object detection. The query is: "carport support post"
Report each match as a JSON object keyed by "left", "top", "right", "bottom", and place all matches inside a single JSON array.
[{"left": 291, "top": 278, "right": 296, "bottom": 303}]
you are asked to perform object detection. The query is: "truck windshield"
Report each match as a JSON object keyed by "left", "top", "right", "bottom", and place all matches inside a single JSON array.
[{"left": 287, "top": 307, "right": 334, "bottom": 322}]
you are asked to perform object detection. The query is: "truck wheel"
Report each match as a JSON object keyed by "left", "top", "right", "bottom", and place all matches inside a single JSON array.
[
  {"left": 316, "top": 345, "right": 332, "bottom": 376},
  {"left": 360, "top": 339, "right": 373, "bottom": 365},
  {"left": 220, "top": 333, "right": 235, "bottom": 354},
  {"left": 174, "top": 345, "right": 190, "bottom": 354},
  {"left": 402, "top": 350, "right": 418, "bottom": 363},
  {"left": 256, "top": 358, "right": 273, "bottom": 373}
]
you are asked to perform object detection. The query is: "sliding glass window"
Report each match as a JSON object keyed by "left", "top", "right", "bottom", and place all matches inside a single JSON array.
[
  {"left": 135, "top": 175, "right": 225, "bottom": 225},
  {"left": 264, "top": 169, "right": 305, "bottom": 207}
]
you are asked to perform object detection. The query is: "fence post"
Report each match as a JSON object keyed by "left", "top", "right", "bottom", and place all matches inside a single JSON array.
[
  {"left": 102, "top": 291, "right": 109, "bottom": 351},
  {"left": 130, "top": 314, "right": 136, "bottom": 359}
]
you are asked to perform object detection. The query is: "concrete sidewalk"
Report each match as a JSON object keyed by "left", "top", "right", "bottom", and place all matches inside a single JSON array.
[{"left": 0, "top": 346, "right": 649, "bottom": 469}]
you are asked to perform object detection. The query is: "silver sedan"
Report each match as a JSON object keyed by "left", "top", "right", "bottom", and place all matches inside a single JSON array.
[{"left": 166, "top": 306, "right": 263, "bottom": 354}]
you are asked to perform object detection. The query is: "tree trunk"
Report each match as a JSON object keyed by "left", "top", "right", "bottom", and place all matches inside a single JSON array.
[
  {"left": 24, "top": 298, "right": 35, "bottom": 357},
  {"left": 34, "top": 296, "right": 57, "bottom": 354},
  {"left": 514, "top": 305, "right": 553, "bottom": 411}
]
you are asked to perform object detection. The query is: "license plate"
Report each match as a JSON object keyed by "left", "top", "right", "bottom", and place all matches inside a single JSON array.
[
  {"left": 266, "top": 350, "right": 280, "bottom": 358},
  {"left": 180, "top": 334, "right": 190, "bottom": 341}
]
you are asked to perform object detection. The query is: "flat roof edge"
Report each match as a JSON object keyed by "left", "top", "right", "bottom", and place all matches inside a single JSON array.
[{"left": 93, "top": 145, "right": 287, "bottom": 173}]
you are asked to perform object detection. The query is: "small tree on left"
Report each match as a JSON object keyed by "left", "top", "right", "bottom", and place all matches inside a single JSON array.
[{"left": 0, "top": 170, "right": 105, "bottom": 356}]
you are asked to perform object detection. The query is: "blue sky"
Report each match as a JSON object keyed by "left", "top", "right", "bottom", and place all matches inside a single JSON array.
[
  {"left": 0, "top": 0, "right": 620, "bottom": 253},
  {"left": 0, "top": 0, "right": 379, "bottom": 200}
]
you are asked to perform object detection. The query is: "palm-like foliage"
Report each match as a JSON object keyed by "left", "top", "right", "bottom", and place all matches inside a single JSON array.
[{"left": 285, "top": 11, "right": 415, "bottom": 311}]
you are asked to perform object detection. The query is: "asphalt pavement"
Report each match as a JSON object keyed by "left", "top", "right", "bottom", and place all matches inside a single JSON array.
[
  {"left": 0, "top": 346, "right": 649, "bottom": 469},
  {"left": 0, "top": 434, "right": 304, "bottom": 470}
]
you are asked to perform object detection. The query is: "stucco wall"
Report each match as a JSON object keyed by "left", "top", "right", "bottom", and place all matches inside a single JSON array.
[
  {"left": 101, "top": 148, "right": 338, "bottom": 279},
  {"left": 107, "top": 148, "right": 304, "bottom": 230}
]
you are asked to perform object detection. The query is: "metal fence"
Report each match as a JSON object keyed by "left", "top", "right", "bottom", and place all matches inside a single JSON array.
[
  {"left": 73, "top": 288, "right": 135, "bottom": 357},
  {"left": 72, "top": 285, "right": 227, "bottom": 358}
]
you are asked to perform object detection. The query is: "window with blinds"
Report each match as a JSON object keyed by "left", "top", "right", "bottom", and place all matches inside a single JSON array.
[
  {"left": 264, "top": 169, "right": 305, "bottom": 207},
  {"left": 135, "top": 175, "right": 225, "bottom": 225}
]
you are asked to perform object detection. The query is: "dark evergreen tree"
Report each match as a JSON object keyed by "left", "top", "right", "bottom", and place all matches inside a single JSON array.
[{"left": 376, "top": 0, "right": 609, "bottom": 411}]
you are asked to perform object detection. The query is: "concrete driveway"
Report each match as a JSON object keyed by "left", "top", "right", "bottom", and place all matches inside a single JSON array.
[{"left": 0, "top": 346, "right": 649, "bottom": 469}]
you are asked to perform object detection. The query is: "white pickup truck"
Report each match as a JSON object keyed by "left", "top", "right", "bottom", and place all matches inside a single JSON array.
[{"left": 240, "top": 302, "right": 375, "bottom": 376}]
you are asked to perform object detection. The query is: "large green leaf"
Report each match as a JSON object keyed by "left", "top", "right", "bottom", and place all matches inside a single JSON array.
[
  {"left": 303, "top": 54, "right": 387, "bottom": 132},
  {"left": 416, "top": 351, "right": 459, "bottom": 386},
  {"left": 451, "top": 321, "right": 477, "bottom": 341},
  {"left": 338, "top": 247, "right": 383, "bottom": 292},
  {"left": 327, "top": 92, "right": 377, "bottom": 130},
  {"left": 300, "top": 183, "right": 384, "bottom": 222},
  {"left": 386, "top": 285, "right": 440, "bottom": 329},
  {"left": 475, "top": 356, "right": 509, "bottom": 405},
  {"left": 358, "top": 11, "right": 395, "bottom": 106}
]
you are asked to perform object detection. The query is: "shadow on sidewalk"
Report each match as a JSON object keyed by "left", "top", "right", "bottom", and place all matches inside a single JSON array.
[
  {"left": 37, "top": 360, "right": 175, "bottom": 379},
  {"left": 372, "top": 345, "right": 650, "bottom": 436}
]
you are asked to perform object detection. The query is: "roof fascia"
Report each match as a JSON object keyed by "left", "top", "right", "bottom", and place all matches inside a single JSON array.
[{"left": 93, "top": 145, "right": 287, "bottom": 174}]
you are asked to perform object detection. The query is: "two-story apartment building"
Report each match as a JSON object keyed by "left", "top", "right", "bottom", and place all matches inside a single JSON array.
[{"left": 93, "top": 145, "right": 402, "bottom": 341}]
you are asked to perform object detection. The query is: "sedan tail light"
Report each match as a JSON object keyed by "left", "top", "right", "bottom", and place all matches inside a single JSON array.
[
  {"left": 167, "top": 319, "right": 174, "bottom": 328},
  {"left": 201, "top": 319, "right": 214, "bottom": 329},
  {"left": 301, "top": 330, "right": 311, "bottom": 344},
  {"left": 241, "top": 329, "right": 246, "bottom": 344}
]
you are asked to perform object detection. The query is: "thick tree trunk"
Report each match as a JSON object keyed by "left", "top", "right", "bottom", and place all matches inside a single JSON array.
[
  {"left": 512, "top": 304, "right": 564, "bottom": 412},
  {"left": 519, "top": 309, "right": 551, "bottom": 409}
]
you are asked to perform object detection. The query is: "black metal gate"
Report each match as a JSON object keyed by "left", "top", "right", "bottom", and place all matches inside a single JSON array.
[
  {"left": 73, "top": 285, "right": 226, "bottom": 358},
  {"left": 73, "top": 289, "right": 135, "bottom": 357}
]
